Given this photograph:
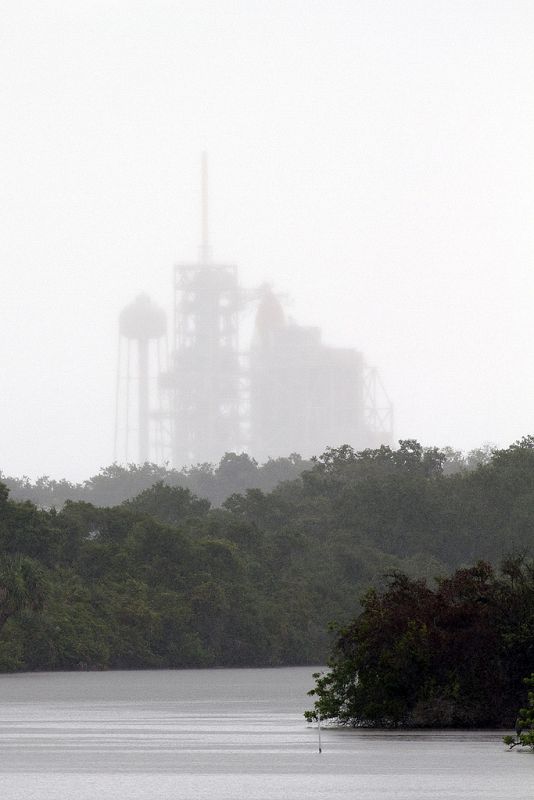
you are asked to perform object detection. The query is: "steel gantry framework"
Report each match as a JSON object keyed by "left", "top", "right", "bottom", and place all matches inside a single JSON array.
[{"left": 115, "top": 156, "right": 393, "bottom": 466}]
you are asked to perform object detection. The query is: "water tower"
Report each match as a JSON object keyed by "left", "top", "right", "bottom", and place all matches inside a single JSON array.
[{"left": 115, "top": 294, "right": 167, "bottom": 464}]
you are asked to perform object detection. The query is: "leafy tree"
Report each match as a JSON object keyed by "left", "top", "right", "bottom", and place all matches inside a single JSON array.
[
  {"left": 504, "top": 674, "right": 534, "bottom": 750},
  {"left": 0, "top": 554, "right": 47, "bottom": 631},
  {"left": 124, "top": 481, "right": 210, "bottom": 525},
  {"left": 306, "top": 561, "right": 534, "bottom": 728}
]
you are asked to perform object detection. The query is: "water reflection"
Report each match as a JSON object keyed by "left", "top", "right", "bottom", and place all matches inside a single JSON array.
[{"left": 0, "top": 668, "right": 530, "bottom": 800}]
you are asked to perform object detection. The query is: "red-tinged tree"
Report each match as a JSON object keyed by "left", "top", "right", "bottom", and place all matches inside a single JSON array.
[{"left": 306, "top": 561, "right": 528, "bottom": 727}]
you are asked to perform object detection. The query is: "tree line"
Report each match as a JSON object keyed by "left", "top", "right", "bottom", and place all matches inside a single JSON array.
[
  {"left": 1, "top": 453, "right": 312, "bottom": 509},
  {"left": 1, "top": 441, "right": 493, "bottom": 511},
  {"left": 0, "top": 438, "right": 533, "bottom": 699}
]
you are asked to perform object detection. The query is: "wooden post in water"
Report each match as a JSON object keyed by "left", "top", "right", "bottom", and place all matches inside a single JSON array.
[{"left": 318, "top": 712, "right": 322, "bottom": 753}]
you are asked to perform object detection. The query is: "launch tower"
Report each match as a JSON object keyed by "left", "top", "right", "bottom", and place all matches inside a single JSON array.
[
  {"left": 115, "top": 156, "right": 393, "bottom": 467},
  {"left": 165, "top": 153, "right": 242, "bottom": 465}
]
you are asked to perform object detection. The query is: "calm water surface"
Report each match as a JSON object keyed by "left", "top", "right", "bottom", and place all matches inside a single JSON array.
[{"left": 0, "top": 667, "right": 531, "bottom": 799}]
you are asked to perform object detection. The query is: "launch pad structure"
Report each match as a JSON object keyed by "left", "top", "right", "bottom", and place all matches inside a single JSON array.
[{"left": 115, "top": 155, "right": 393, "bottom": 467}]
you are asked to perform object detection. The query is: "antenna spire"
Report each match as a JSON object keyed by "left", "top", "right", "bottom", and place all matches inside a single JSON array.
[{"left": 200, "top": 151, "right": 211, "bottom": 263}]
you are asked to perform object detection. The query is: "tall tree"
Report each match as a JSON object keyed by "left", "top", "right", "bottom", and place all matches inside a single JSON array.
[{"left": 0, "top": 555, "right": 46, "bottom": 631}]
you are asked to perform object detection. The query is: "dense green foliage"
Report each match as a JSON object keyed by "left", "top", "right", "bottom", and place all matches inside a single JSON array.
[
  {"left": 306, "top": 559, "right": 534, "bottom": 727},
  {"left": 504, "top": 674, "right": 534, "bottom": 749},
  {"left": 0, "top": 437, "right": 533, "bottom": 677},
  {"left": 0, "top": 444, "right": 494, "bottom": 512}
]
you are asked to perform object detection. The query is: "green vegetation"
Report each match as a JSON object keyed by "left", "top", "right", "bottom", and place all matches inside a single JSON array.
[
  {"left": 0, "top": 437, "right": 533, "bottom": 700},
  {"left": 0, "top": 453, "right": 312, "bottom": 509},
  {"left": 305, "top": 559, "right": 534, "bottom": 728},
  {"left": 504, "top": 674, "right": 534, "bottom": 749}
]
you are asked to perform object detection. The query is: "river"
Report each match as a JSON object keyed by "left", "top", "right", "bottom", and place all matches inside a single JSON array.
[{"left": 0, "top": 667, "right": 531, "bottom": 799}]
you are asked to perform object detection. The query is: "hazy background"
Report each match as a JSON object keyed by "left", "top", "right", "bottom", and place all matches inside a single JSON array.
[{"left": 1, "top": 0, "right": 533, "bottom": 480}]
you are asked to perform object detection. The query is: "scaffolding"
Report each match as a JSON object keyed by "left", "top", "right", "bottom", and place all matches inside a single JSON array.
[
  {"left": 363, "top": 366, "right": 394, "bottom": 447},
  {"left": 160, "top": 153, "right": 243, "bottom": 465},
  {"left": 168, "top": 261, "right": 242, "bottom": 465}
]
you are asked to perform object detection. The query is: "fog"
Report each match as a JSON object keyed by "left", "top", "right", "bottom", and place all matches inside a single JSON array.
[{"left": 1, "top": 0, "right": 533, "bottom": 480}]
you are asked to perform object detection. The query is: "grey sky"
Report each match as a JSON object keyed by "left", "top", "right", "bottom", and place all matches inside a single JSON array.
[{"left": 1, "top": 0, "right": 533, "bottom": 480}]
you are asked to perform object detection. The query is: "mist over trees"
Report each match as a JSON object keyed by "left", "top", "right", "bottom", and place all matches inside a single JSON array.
[
  {"left": 1, "top": 453, "right": 312, "bottom": 510},
  {"left": 0, "top": 443, "right": 494, "bottom": 511},
  {"left": 0, "top": 438, "right": 533, "bottom": 685}
]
